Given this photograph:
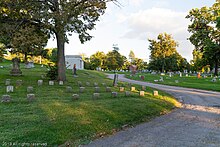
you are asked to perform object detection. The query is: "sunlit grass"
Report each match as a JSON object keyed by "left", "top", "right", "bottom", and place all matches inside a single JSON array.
[{"left": 0, "top": 60, "right": 179, "bottom": 146}]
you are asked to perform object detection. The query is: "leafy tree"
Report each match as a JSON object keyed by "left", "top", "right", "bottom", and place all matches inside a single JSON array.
[
  {"left": 90, "top": 51, "right": 106, "bottom": 70},
  {"left": 129, "top": 50, "right": 135, "bottom": 62},
  {"left": 0, "top": 0, "right": 117, "bottom": 81},
  {"left": 148, "top": 33, "right": 181, "bottom": 72},
  {"left": 132, "top": 58, "right": 147, "bottom": 70},
  {"left": 186, "top": 1, "right": 220, "bottom": 76},
  {"left": 105, "top": 50, "right": 125, "bottom": 71}
]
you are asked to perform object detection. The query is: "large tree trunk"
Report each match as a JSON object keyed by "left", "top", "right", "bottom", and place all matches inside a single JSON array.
[{"left": 55, "top": 31, "right": 66, "bottom": 81}]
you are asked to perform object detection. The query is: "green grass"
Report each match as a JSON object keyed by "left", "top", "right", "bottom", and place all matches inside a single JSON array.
[
  {"left": 0, "top": 60, "right": 179, "bottom": 146},
  {"left": 125, "top": 72, "right": 220, "bottom": 92}
]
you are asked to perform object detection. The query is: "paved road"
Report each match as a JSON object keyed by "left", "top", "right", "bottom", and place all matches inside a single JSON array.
[{"left": 85, "top": 74, "right": 220, "bottom": 147}]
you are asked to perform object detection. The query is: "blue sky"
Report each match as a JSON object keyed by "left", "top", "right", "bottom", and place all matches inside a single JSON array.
[{"left": 47, "top": 0, "right": 216, "bottom": 62}]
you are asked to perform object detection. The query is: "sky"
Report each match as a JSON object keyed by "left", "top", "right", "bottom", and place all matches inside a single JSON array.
[{"left": 46, "top": 0, "right": 216, "bottom": 62}]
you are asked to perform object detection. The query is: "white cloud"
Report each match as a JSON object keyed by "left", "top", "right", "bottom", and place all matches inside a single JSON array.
[
  {"left": 129, "top": 0, "right": 143, "bottom": 6},
  {"left": 118, "top": 7, "right": 193, "bottom": 60}
]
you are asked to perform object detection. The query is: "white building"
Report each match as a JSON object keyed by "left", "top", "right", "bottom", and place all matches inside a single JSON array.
[{"left": 65, "top": 55, "right": 84, "bottom": 70}]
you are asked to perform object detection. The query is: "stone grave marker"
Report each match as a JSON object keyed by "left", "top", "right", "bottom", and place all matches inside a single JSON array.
[
  {"left": 49, "top": 81, "right": 54, "bottom": 86},
  {"left": 27, "top": 86, "right": 34, "bottom": 93},
  {"left": 175, "top": 80, "right": 179, "bottom": 83},
  {"left": 119, "top": 87, "right": 125, "bottom": 92},
  {"left": 78, "top": 81, "right": 82, "bottom": 87},
  {"left": 2, "top": 95, "right": 11, "bottom": 103},
  {"left": 139, "top": 91, "right": 145, "bottom": 96},
  {"left": 27, "top": 94, "right": 35, "bottom": 102},
  {"left": 86, "top": 82, "right": 90, "bottom": 86},
  {"left": 131, "top": 87, "right": 135, "bottom": 91},
  {"left": 179, "top": 72, "right": 182, "bottom": 77},
  {"left": 142, "top": 86, "right": 146, "bottom": 91},
  {"left": 72, "top": 94, "right": 80, "bottom": 100},
  {"left": 59, "top": 81, "right": 64, "bottom": 85},
  {"left": 94, "top": 82, "right": 98, "bottom": 87},
  {"left": 16, "top": 80, "right": 22, "bottom": 86},
  {"left": 153, "top": 91, "right": 158, "bottom": 96},
  {"left": 79, "top": 87, "right": 85, "bottom": 93},
  {"left": 106, "top": 87, "right": 111, "bottom": 92},
  {"left": 38, "top": 80, "right": 43, "bottom": 86},
  {"left": 112, "top": 92, "right": 118, "bottom": 98},
  {"left": 125, "top": 91, "right": 130, "bottom": 97},
  {"left": 92, "top": 93, "right": 100, "bottom": 100},
  {"left": 66, "top": 86, "right": 73, "bottom": 93},
  {"left": 211, "top": 78, "right": 217, "bottom": 82},
  {"left": 5, "top": 79, "right": 11, "bottom": 85},
  {"left": 94, "top": 87, "right": 100, "bottom": 93},
  {"left": 6, "top": 86, "right": 14, "bottom": 93}
]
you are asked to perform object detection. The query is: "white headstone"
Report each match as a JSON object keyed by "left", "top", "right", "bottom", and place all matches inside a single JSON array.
[
  {"left": 6, "top": 86, "right": 14, "bottom": 93},
  {"left": 38, "top": 80, "right": 43, "bottom": 86},
  {"left": 59, "top": 81, "right": 64, "bottom": 85},
  {"left": 49, "top": 81, "right": 54, "bottom": 86}
]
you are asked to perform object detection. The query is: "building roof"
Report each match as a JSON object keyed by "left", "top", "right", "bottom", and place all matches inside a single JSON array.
[{"left": 65, "top": 55, "right": 82, "bottom": 59}]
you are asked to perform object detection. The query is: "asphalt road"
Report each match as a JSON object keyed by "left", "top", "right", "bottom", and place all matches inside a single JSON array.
[{"left": 85, "top": 74, "right": 220, "bottom": 147}]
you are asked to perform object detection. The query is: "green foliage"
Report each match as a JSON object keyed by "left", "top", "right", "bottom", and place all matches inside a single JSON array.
[
  {"left": 105, "top": 50, "right": 126, "bottom": 71},
  {"left": 148, "top": 33, "right": 187, "bottom": 72},
  {"left": 186, "top": 1, "right": 220, "bottom": 76},
  {"left": 90, "top": 51, "right": 106, "bottom": 70},
  {"left": 129, "top": 50, "right": 135, "bottom": 62},
  {"left": 46, "top": 64, "right": 58, "bottom": 80}
]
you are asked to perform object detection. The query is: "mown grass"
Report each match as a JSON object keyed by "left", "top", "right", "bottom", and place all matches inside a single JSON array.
[
  {"left": 125, "top": 72, "right": 220, "bottom": 92},
  {"left": 0, "top": 60, "right": 179, "bottom": 146}
]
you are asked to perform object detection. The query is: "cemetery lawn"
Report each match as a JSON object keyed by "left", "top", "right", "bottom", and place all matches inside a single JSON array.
[
  {"left": 0, "top": 61, "right": 180, "bottom": 146},
  {"left": 126, "top": 73, "right": 220, "bottom": 92}
]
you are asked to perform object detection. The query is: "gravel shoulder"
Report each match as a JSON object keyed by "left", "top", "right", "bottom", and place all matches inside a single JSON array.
[{"left": 84, "top": 74, "right": 220, "bottom": 147}]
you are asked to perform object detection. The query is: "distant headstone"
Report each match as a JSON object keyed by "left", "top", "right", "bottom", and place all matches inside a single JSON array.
[
  {"left": 175, "top": 80, "right": 179, "bottom": 83},
  {"left": 153, "top": 91, "right": 158, "bottom": 96},
  {"left": 38, "top": 80, "right": 43, "bottom": 86},
  {"left": 125, "top": 91, "right": 130, "bottom": 97},
  {"left": 5, "top": 79, "right": 11, "bottom": 85},
  {"left": 169, "top": 72, "right": 172, "bottom": 77},
  {"left": 27, "top": 86, "right": 34, "bottom": 93},
  {"left": 106, "top": 87, "right": 111, "bottom": 92},
  {"left": 185, "top": 74, "right": 189, "bottom": 77},
  {"left": 119, "top": 87, "right": 125, "bottom": 92},
  {"left": 59, "top": 81, "right": 64, "bottom": 85},
  {"left": 6, "top": 86, "right": 14, "bottom": 93},
  {"left": 139, "top": 91, "right": 145, "bottom": 96},
  {"left": 92, "top": 93, "right": 100, "bottom": 100},
  {"left": 27, "top": 94, "right": 35, "bottom": 102},
  {"left": 66, "top": 86, "right": 73, "bottom": 93},
  {"left": 78, "top": 81, "right": 82, "bottom": 87},
  {"left": 72, "top": 94, "right": 79, "bottom": 100},
  {"left": 79, "top": 87, "right": 85, "bottom": 93},
  {"left": 10, "top": 57, "right": 22, "bottom": 76},
  {"left": 211, "top": 78, "right": 217, "bottom": 82},
  {"left": 94, "top": 87, "right": 100, "bottom": 93},
  {"left": 142, "top": 86, "right": 146, "bottom": 91},
  {"left": 197, "top": 72, "right": 201, "bottom": 78},
  {"left": 49, "top": 81, "right": 54, "bottom": 86},
  {"left": 131, "top": 87, "right": 135, "bottom": 91},
  {"left": 159, "top": 77, "right": 164, "bottom": 82},
  {"left": 111, "top": 92, "right": 118, "bottom": 98},
  {"left": 2, "top": 95, "right": 11, "bottom": 103},
  {"left": 94, "top": 82, "right": 98, "bottom": 87},
  {"left": 25, "top": 61, "right": 35, "bottom": 68},
  {"left": 179, "top": 72, "right": 182, "bottom": 77},
  {"left": 86, "top": 82, "right": 90, "bottom": 86},
  {"left": 141, "top": 75, "right": 145, "bottom": 80},
  {"left": 16, "top": 80, "right": 22, "bottom": 86}
]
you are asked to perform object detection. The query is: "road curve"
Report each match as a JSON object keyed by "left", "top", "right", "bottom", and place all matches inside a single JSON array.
[{"left": 85, "top": 74, "right": 220, "bottom": 147}]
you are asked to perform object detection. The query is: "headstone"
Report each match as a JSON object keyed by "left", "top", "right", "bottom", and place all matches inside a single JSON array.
[
  {"left": 77, "top": 81, "right": 82, "bottom": 87},
  {"left": 66, "top": 86, "right": 73, "bottom": 93},
  {"left": 79, "top": 87, "right": 85, "bottom": 93},
  {"left": 92, "top": 93, "right": 100, "bottom": 100},
  {"left": 27, "top": 86, "right": 34, "bottom": 93},
  {"left": 139, "top": 91, "right": 145, "bottom": 96},
  {"left": 59, "top": 81, "right": 64, "bottom": 85},
  {"left": 94, "top": 82, "right": 98, "bottom": 87},
  {"left": 197, "top": 72, "right": 201, "bottom": 78},
  {"left": 113, "top": 73, "right": 118, "bottom": 86},
  {"left": 49, "top": 81, "right": 54, "bottom": 85},
  {"left": 141, "top": 75, "right": 145, "bottom": 80},
  {"left": 72, "top": 94, "right": 79, "bottom": 100},
  {"left": 175, "top": 80, "right": 179, "bottom": 83},
  {"left": 27, "top": 94, "right": 35, "bottom": 102},
  {"left": 131, "top": 87, "right": 135, "bottom": 91},
  {"left": 154, "top": 80, "right": 159, "bottom": 82},
  {"left": 38, "top": 80, "right": 43, "bottom": 86},
  {"left": 86, "top": 82, "right": 90, "bottom": 86},
  {"left": 25, "top": 61, "right": 35, "bottom": 68},
  {"left": 111, "top": 92, "right": 118, "bottom": 98},
  {"left": 153, "top": 91, "right": 158, "bottom": 96},
  {"left": 6, "top": 86, "right": 14, "bottom": 93},
  {"left": 1, "top": 95, "right": 11, "bottom": 103},
  {"left": 119, "top": 87, "right": 125, "bottom": 92},
  {"left": 16, "top": 80, "right": 22, "bottom": 86},
  {"left": 185, "top": 74, "right": 189, "bottom": 77},
  {"left": 73, "top": 64, "right": 77, "bottom": 76},
  {"left": 142, "top": 86, "right": 146, "bottom": 91},
  {"left": 211, "top": 78, "right": 217, "bottom": 82},
  {"left": 41, "top": 74, "right": 45, "bottom": 79},
  {"left": 94, "top": 87, "right": 100, "bottom": 93},
  {"left": 169, "top": 72, "right": 172, "bottom": 77},
  {"left": 106, "top": 87, "right": 111, "bottom": 92},
  {"left": 125, "top": 91, "right": 130, "bottom": 97},
  {"left": 5, "top": 79, "right": 11, "bottom": 85},
  {"left": 159, "top": 77, "right": 164, "bottom": 82},
  {"left": 179, "top": 72, "right": 182, "bottom": 77},
  {"left": 10, "top": 57, "right": 22, "bottom": 76}
]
